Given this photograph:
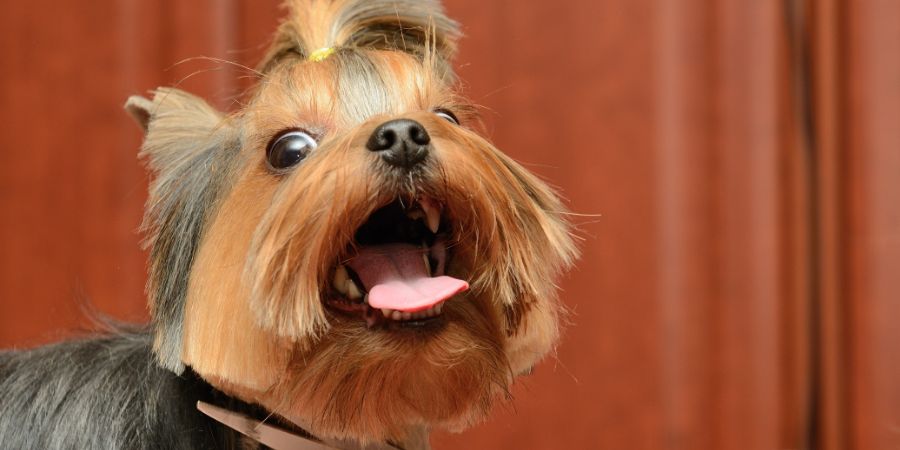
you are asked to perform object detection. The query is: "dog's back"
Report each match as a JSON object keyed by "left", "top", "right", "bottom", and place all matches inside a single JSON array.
[{"left": 0, "top": 332, "right": 241, "bottom": 449}]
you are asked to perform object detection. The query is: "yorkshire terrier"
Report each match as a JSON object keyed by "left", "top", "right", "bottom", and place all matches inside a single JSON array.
[{"left": 0, "top": 1, "right": 576, "bottom": 448}]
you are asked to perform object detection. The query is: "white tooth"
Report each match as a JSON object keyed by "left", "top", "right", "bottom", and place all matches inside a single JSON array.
[
  {"left": 381, "top": 308, "right": 393, "bottom": 317},
  {"left": 346, "top": 279, "right": 362, "bottom": 299},
  {"left": 391, "top": 311, "right": 403, "bottom": 320},
  {"left": 426, "top": 210, "right": 440, "bottom": 233},
  {"left": 402, "top": 312, "right": 412, "bottom": 320},
  {"left": 420, "top": 198, "right": 442, "bottom": 233},
  {"left": 423, "top": 253, "right": 431, "bottom": 273},
  {"left": 333, "top": 266, "right": 349, "bottom": 294},
  {"left": 435, "top": 303, "right": 443, "bottom": 314}
]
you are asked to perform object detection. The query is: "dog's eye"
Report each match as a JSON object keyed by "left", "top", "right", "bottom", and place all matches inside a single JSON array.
[
  {"left": 267, "top": 130, "right": 317, "bottom": 170},
  {"left": 433, "top": 109, "right": 459, "bottom": 125}
]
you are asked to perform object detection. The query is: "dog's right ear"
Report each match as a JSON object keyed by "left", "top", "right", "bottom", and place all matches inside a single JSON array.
[{"left": 125, "top": 88, "right": 240, "bottom": 373}]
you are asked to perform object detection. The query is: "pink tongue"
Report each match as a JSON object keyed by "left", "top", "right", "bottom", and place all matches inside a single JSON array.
[{"left": 346, "top": 243, "right": 468, "bottom": 312}]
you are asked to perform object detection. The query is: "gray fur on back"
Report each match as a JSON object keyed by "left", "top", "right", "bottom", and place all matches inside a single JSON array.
[{"left": 0, "top": 331, "right": 240, "bottom": 449}]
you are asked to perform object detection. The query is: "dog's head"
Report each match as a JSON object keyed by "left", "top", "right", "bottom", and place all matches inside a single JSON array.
[{"left": 126, "top": 0, "right": 576, "bottom": 444}]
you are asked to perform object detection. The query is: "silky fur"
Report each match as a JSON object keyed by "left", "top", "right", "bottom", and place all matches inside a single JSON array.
[{"left": 3, "top": 0, "right": 577, "bottom": 448}]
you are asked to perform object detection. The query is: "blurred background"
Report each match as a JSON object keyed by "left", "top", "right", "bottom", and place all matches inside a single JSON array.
[{"left": 1, "top": 0, "right": 898, "bottom": 449}]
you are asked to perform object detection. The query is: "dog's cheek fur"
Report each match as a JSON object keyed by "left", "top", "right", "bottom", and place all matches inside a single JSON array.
[
  {"left": 424, "top": 131, "right": 577, "bottom": 373},
  {"left": 181, "top": 163, "right": 296, "bottom": 390},
  {"left": 244, "top": 132, "right": 381, "bottom": 342},
  {"left": 491, "top": 152, "right": 578, "bottom": 374}
]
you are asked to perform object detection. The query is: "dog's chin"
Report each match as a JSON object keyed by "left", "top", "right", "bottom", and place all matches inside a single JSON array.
[{"left": 266, "top": 291, "right": 511, "bottom": 444}]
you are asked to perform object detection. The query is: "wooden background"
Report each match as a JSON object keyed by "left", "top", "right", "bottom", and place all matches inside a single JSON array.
[{"left": 1, "top": 1, "right": 898, "bottom": 449}]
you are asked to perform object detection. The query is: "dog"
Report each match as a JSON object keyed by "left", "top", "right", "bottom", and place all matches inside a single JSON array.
[{"left": 0, "top": 1, "right": 576, "bottom": 448}]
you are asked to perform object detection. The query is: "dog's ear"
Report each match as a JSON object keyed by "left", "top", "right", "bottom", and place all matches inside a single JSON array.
[
  {"left": 125, "top": 95, "right": 154, "bottom": 132},
  {"left": 261, "top": 0, "right": 460, "bottom": 74},
  {"left": 127, "top": 88, "right": 240, "bottom": 373}
]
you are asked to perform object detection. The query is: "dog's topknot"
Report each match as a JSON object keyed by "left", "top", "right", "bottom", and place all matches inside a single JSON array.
[{"left": 261, "top": 0, "right": 460, "bottom": 74}]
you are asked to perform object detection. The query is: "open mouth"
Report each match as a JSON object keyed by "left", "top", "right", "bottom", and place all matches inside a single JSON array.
[{"left": 326, "top": 196, "right": 469, "bottom": 328}]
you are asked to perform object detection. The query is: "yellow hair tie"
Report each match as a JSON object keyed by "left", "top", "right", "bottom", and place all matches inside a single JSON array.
[{"left": 308, "top": 47, "right": 335, "bottom": 62}]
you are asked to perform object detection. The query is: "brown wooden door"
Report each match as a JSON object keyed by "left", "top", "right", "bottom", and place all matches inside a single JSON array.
[{"left": 1, "top": 1, "right": 897, "bottom": 449}]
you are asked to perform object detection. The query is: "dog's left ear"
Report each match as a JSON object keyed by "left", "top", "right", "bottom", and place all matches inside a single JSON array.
[
  {"left": 124, "top": 88, "right": 240, "bottom": 373},
  {"left": 125, "top": 95, "right": 154, "bottom": 132}
]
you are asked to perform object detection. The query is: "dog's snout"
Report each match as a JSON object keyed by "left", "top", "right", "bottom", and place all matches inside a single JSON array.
[{"left": 366, "top": 119, "right": 431, "bottom": 169}]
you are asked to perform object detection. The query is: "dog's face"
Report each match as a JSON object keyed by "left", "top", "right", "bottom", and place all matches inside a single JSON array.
[{"left": 126, "top": 0, "right": 576, "bottom": 445}]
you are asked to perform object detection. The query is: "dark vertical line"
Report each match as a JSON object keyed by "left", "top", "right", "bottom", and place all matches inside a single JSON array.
[{"left": 783, "top": 0, "right": 819, "bottom": 449}]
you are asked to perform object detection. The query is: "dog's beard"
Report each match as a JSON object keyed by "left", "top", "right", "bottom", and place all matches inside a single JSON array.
[{"left": 267, "top": 292, "right": 509, "bottom": 442}]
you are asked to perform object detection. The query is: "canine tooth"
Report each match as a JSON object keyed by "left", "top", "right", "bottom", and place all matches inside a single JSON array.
[
  {"left": 420, "top": 198, "right": 442, "bottom": 233},
  {"left": 346, "top": 279, "right": 362, "bottom": 299},
  {"left": 422, "top": 253, "right": 431, "bottom": 273},
  {"left": 333, "top": 266, "right": 349, "bottom": 294},
  {"left": 391, "top": 311, "right": 403, "bottom": 321},
  {"left": 435, "top": 303, "right": 444, "bottom": 314},
  {"left": 381, "top": 308, "right": 393, "bottom": 317},
  {"left": 428, "top": 215, "right": 440, "bottom": 233}
]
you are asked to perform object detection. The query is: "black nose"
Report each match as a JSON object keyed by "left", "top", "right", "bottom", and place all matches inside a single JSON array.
[{"left": 366, "top": 119, "right": 431, "bottom": 169}]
